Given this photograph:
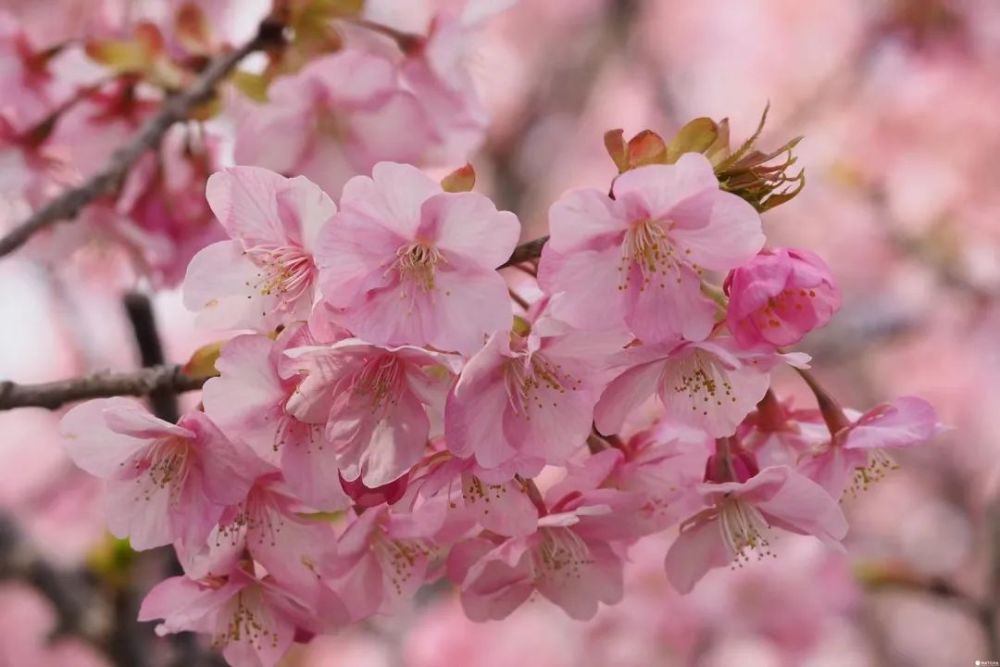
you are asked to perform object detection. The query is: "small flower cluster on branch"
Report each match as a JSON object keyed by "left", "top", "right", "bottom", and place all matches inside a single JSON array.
[{"left": 59, "top": 110, "right": 941, "bottom": 666}]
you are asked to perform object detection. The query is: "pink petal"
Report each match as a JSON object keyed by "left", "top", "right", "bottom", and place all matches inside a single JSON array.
[
  {"left": 138, "top": 575, "right": 239, "bottom": 633},
  {"left": 281, "top": 420, "right": 351, "bottom": 511},
  {"left": 843, "top": 397, "right": 940, "bottom": 451},
  {"left": 537, "top": 244, "right": 627, "bottom": 331},
  {"left": 60, "top": 398, "right": 159, "bottom": 478},
  {"left": 180, "top": 412, "right": 261, "bottom": 506},
  {"left": 445, "top": 334, "right": 517, "bottom": 466},
  {"left": 202, "top": 334, "right": 287, "bottom": 464},
  {"left": 304, "top": 50, "right": 397, "bottom": 106},
  {"left": 357, "top": 387, "right": 431, "bottom": 487},
  {"left": 535, "top": 537, "right": 623, "bottom": 620},
  {"left": 205, "top": 166, "right": 289, "bottom": 246},
  {"left": 742, "top": 466, "right": 849, "bottom": 546},
  {"left": 623, "top": 261, "right": 715, "bottom": 342},
  {"left": 546, "top": 187, "right": 625, "bottom": 253},
  {"left": 612, "top": 154, "right": 719, "bottom": 219},
  {"left": 663, "top": 516, "right": 729, "bottom": 594},
  {"left": 670, "top": 189, "right": 764, "bottom": 271},
  {"left": 594, "top": 358, "right": 665, "bottom": 436},
  {"left": 182, "top": 240, "right": 285, "bottom": 331},
  {"left": 105, "top": 477, "right": 174, "bottom": 549},
  {"left": 659, "top": 345, "right": 770, "bottom": 438},
  {"left": 419, "top": 192, "right": 520, "bottom": 269},
  {"left": 461, "top": 474, "right": 538, "bottom": 538},
  {"left": 276, "top": 175, "right": 337, "bottom": 252},
  {"left": 314, "top": 208, "right": 402, "bottom": 309},
  {"left": 339, "top": 162, "right": 441, "bottom": 239}
]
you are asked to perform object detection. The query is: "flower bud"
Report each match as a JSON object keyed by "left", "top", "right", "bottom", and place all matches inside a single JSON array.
[{"left": 725, "top": 248, "right": 841, "bottom": 348}]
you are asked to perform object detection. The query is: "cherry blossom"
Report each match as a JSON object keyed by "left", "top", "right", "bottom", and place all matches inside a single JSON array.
[
  {"left": 800, "top": 396, "right": 942, "bottom": 498},
  {"left": 60, "top": 398, "right": 259, "bottom": 550},
  {"left": 138, "top": 565, "right": 334, "bottom": 667},
  {"left": 283, "top": 338, "right": 457, "bottom": 487},
  {"left": 234, "top": 50, "right": 435, "bottom": 199},
  {"left": 446, "top": 312, "right": 626, "bottom": 472},
  {"left": 664, "top": 463, "right": 848, "bottom": 594},
  {"left": 539, "top": 154, "right": 764, "bottom": 343},
  {"left": 316, "top": 161, "right": 520, "bottom": 354},
  {"left": 183, "top": 166, "right": 335, "bottom": 332},
  {"left": 595, "top": 336, "right": 808, "bottom": 439}
]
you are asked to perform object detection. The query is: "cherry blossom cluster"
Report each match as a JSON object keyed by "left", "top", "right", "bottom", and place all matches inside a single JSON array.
[{"left": 58, "top": 118, "right": 941, "bottom": 665}]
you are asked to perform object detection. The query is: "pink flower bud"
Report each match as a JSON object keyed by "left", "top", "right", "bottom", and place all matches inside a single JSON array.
[{"left": 725, "top": 248, "right": 841, "bottom": 348}]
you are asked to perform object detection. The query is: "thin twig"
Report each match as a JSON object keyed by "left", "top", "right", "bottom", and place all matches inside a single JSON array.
[
  {"left": 0, "top": 366, "right": 207, "bottom": 411},
  {"left": 0, "top": 20, "right": 284, "bottom": 258},
  {"left": 501, "top": 236, "right": 548, "bottom": 269}
]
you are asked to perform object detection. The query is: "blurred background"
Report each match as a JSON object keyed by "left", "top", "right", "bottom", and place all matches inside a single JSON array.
[{"left": 1, "top": 0, "right": 999, "bottom": 665}]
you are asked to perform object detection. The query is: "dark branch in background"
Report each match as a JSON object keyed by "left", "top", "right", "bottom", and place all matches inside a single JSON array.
[
  {"left": 0, "top": 365, "right": 206, "bottom": 411},
  {"left": 501, "top": 236, "right": 548, "bottom": 269},
  {"left": 0, "top": 19, "right": 285, "bottom": 258},
  {"left": 0, "top": 514, "right": 107, "bottom": 645},
  {"left": 123, "top": 293, "right": 179, "bottom": 422}
]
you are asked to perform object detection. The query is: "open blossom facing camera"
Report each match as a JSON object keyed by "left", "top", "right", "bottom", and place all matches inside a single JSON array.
[
  {"left": 50, "top": 91, "right": 941, "bottom": 663},
  {"left": 540, "top": 153, "right": 764, "bottom": 343},
  {"left": 316, "top": 161, "right": 520, "bottom": 354}
]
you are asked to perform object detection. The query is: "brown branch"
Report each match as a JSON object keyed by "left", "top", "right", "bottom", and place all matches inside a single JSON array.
[
  {"left": 0, "top": 366, "right": 208, "bottom": 411},
  {"left": 501, "top": 236, "right": 548, "bottom": 269},
  {"left": 0, "top": 20, "right": 284, "bottom": 258}
]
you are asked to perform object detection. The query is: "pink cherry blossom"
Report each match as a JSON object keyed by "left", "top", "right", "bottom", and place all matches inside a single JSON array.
[
  {"left": 539, "top": 154, "right": 764, "bottom": 343},
  {"left": 234, "top": 50, "right": 436, "bottom": 199},
  {"left": 446, "top": 313, "right": 626, "bottom": 472},
  {"left": 323, "top": 505, "right": 444, "bottom": 621},
  {"left": 799, "top": 396, "right": 941, "bottom": 498},
  {"left": 60, "top": 398, "right": 259, "bottom": 550},
  {"left": 391, "top": 0, "right": 517, "bottom": 163},
  {"left": 407, "top": 452, "right": 540, "bottom": 537},
  {"left": 183, "top": 166, "right": 335, "bottom": 332},
  {"left": 138, "top": 565, "right": 331, "bottom": 667},
  {"left": 604, "top": 424, "right": 714, "bottom": 533},
  {"left": 202, "top": 325, "right": 351, "bottom": 513},
  {"left": 283, "top": 338, "right": 456, "bottom": 487},
  {"left": 181, "top": 475, "right": 341, "bottom": 608},
  {"left": 316, "top": 161, "right": 520, "bottom": 354},
  {"left": 664, "top": 465, "right": 848, "bottom": 594},
  {"left": 447, "top": 466, "right": 646, "bottom": 621},
  {"left": 595, "top": 337, "right": 808, "bottom": 439},
  {"left": 725, "top": 247, "right": 841, "bottom": 348}
]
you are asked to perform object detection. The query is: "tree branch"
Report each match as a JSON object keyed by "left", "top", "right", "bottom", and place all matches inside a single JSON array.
[
  {"left": 501, "top": 236, "right": 548, "bottom": 269},
  {"left": 0, "top": 366, "right": 207, "bottom": 411},
  {"left": 0, "top": 20, "right": 284, "bottom": 258}
]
